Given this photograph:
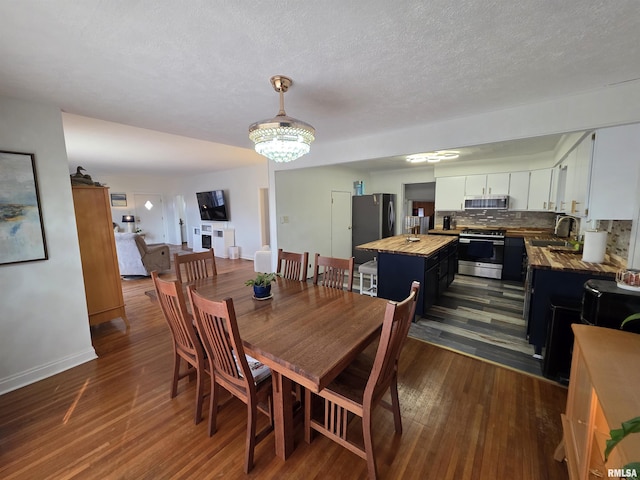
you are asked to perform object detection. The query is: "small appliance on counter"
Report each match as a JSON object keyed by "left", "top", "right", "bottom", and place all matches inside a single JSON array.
[
  {"left": 442, "top": 216, "right": 451, "bottom": 230},
  {"left": 582, "top": 279, "right": 640, "bottom": 332}
]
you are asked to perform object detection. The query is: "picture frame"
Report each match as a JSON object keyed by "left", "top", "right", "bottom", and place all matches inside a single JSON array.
[
  {"left": 110, "top": 193, "right": 127, "bottom": 207},
  {"left": 0, "top": 150, "right": 48, "bottom": 265}
]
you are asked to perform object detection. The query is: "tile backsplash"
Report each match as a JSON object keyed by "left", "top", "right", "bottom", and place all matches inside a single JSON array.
[{"left": 435, "top": 211, "right": 632, "bottom": 260}]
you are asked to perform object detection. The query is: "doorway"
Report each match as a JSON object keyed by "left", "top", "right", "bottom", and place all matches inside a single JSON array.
[
  {"left": 133, "top": 193, "right": 165, "bottom": 244},
  {"left": 403, "top": 182, "right": 435, "bottom": 233}
]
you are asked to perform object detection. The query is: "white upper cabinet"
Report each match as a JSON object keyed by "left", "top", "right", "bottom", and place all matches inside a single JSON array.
[
  {"left": 435, "top": 176, "right": 466, "bottom": 211},
  {"left": 465, "top": 173, "right": 510, "bottom": 195},
  {"left": 527, "top": 169, "right": 553, "bottom": 211},
  {"left": 508, "top": 171, "right": 530, "bottom": 210},
  {"left": 557, "top": 133, "right": 593, "bottom": 216},
  {"left": 588, "top": 123, "right": 640, "bottom": 220}
]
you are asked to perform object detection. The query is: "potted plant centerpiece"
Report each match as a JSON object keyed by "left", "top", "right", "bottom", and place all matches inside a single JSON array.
[{"left": 245, "top": 272, "right": 279, "bottom": 299}]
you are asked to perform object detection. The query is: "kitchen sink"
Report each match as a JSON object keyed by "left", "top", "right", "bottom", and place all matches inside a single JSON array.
[{"left": 529, "top": 239, "right": 571, "bottom": 247}]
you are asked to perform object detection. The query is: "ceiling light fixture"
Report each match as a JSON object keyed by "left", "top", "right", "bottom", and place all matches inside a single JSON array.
[
  {"left": 249, "top": 75, "right": 315, "bottom": 163},
  {"left": 406, "top": 150, "right": 460, "bottom": 164}
]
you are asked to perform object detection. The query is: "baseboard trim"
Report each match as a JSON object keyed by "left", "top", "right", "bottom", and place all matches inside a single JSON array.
[{"left": 0, "top": 348, "right": 97, "bottom": 396}]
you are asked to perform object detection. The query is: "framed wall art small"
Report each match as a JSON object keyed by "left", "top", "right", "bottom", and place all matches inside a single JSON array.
[
  {"left": 0, "top": 150, "right": 48, "bottom": 265},
  {"left": 110, "top": 193, "right": 127, "bottom": 207}
]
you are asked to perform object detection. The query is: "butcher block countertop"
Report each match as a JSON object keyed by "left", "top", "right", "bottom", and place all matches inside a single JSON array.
[
  {"left": 356, "top": 234, "right": 457, "bottom": 257},
  {"left": 524, "top": 236, "right": 626, "bottom": 276}
]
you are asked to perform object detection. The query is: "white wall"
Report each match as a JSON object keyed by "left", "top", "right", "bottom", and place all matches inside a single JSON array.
[
  {"left": 0, "top": 96, "right": 96, "bottom": 395},
  {"left": 274, "top": 165, "right": 370, "bottom": 263},
  {"left": 98, "top": 164, "right": 270, "bottom": 260}
]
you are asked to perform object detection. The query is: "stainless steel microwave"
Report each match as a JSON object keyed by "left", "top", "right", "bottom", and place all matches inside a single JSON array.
[{"left": 463, "top": 195, "right": 509, "bottom": 210}]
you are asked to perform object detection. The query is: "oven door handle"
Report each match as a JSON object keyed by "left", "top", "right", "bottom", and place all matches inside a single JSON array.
[{"left": 459, "top": 238, "right": 504, "bottom": 246}]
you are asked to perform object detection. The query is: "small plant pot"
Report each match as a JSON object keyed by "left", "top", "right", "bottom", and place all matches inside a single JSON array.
[{"left": 253, "top": 284, "right": 272, "bottom": 299}]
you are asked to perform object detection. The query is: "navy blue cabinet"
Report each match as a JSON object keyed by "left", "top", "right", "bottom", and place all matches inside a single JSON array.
[{"left": 503, "top": 237, "right": 525, "bottom": 281}]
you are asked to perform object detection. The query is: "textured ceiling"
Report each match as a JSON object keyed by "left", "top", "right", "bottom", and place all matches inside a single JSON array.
[{"left": 1, "top": 1, "right": 639, "bottom": 174}]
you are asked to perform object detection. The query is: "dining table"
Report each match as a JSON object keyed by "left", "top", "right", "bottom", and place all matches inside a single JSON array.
[{"left": 149, "top": 269, "right": 389, "bottom": 460}]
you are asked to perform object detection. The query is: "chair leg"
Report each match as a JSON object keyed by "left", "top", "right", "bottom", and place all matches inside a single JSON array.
[
  {"left": 390, "top": 373, "right": 402, "bottom": 434},
  {"left": 208, "top": 382, "right": 218, "bottom": 437},
  {"left": 304, "top": 388, "right": 313, "bottom": 444},
  {"left": 194, "top": 367, "right": 204, "bottom": 424},
  {"left": 362, "top": 409, "right": 378, "bottom": 480},
  {"left": 171, "top": 354, "right": 180, "bottom": 398},
  {"left": 244, "top": 402, "right": 257, "bottom": 474}
]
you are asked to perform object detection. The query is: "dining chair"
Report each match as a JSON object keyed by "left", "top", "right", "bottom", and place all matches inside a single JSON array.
[
  {"left": 312, "top": 253, "right": 355, "bottom": 291},
  {"left": 304, "top": 281, "right": 420, "bottom": 480},
  {"left": 174, "top": 248, "right": 217, "bottom": 283},
  {"left": 187, "top": 286, "right": 274, "bottom": 474},
  {"left": 277, "top": 248, "right": 309, "bottom": 281},
  {"left": 151, "top": 271, "right": 208, "bottom": 425}
]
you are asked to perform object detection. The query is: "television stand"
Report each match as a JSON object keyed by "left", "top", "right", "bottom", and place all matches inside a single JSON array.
[{"left": 192, "top": 224, "right": 235, "bottom": 258}]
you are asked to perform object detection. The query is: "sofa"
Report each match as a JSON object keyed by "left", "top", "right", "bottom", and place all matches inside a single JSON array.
[{"left": 114, "top": 232, "right": 170, "bottom": 276}]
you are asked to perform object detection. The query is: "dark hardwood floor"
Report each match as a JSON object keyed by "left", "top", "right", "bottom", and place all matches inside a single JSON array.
[{"left": 0, "top": 257, "right": 569, "bottom": 479}]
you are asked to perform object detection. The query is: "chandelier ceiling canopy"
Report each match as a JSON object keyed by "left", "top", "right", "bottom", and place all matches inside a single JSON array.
[{"left": 249, "top": 75, "right": 315, "bottom": 163}]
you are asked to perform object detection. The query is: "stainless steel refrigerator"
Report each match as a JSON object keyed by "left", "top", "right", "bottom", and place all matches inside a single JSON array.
[{"left": 352, "top": 193, "right": 396, "bottom": 264}]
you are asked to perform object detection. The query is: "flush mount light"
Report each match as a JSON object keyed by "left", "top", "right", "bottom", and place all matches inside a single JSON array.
[
  {"left": 406, "top": 150, "right": 460, "bottom": 163},
  {"left": 249, "top": 75, "right": 315, "bottom": 163}
]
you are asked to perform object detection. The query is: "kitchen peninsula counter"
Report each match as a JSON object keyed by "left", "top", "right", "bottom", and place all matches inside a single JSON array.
[
  {"left": 356, "top": 235, "right": 458, "bottom": 316},
  {"left": 524, "top": 237, "right": 625, "bottom": 276},
  {"left": 524, "top": 235, "right": 627, "bottom": 358}
]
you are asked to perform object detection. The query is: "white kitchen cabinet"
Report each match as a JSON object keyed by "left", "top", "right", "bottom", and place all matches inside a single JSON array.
[
  {"left": 435, "top": 176, "right": 466, "bottom": 211},
  {"left": 570, "top": 133, "right": 593, "bottom": 216},
  {"left": 557, "top": 132, "right": 593, "bottom": 217},
  {"left": 588, "top": 123, "right": 640, "bottom": 220},
  {"left": 508, "top": 171, "right": 530, "bottom": 210},
  {"left": 528, "top": 168, "right": 553, "bottom": 211},
  {"left": 465, "top": 173, "right": 510, "bottom": 196},
  {"left": 548, "top": 166, "right": 559, "bottom": 212}
]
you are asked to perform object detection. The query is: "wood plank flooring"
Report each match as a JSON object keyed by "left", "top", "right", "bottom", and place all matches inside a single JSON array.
[
  {"left": 0, "top": 257, "right": 569, "bottom": 479},
  {"left": 410, "top": 274, "right": 545, "bottom": 378}
]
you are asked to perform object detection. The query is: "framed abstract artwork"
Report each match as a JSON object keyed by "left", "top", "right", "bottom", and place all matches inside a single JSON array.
[{"left": 0, "top": 150, "right": 48, "bottom": 265}]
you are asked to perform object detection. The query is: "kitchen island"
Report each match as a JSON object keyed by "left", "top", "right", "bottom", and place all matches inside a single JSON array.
[{"left": 356, "top": 234, "right": 458, "bottom": 316}]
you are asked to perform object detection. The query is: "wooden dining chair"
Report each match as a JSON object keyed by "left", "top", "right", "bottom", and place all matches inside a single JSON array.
[
  {"left": 151, "top": 271, "right": 208, "bottom": 425},
  {"left": 174, "top": 249, "right": 217, "bottom": 283},
  {"left": 187, "top": 286, "right": 274, "bottom": 474},
  {"left": 277, "top": 248, "right": 309, "bottom": 281},
  {"left": 312, "top": 253, "right": 355, "bottom": 291},
  {"left": 304, "top": 281, "right": 420, "bottom": 480}
]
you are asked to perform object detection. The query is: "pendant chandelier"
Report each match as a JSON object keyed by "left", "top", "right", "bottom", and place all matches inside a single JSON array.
[{"left": 249, "top": 75, "right": 315, "bottom": 163}]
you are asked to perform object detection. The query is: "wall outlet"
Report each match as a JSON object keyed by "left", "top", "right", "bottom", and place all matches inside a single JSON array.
[
  {"left": 515, "top": 212, "right": 522, "bottom": 219},
  {"left": 280, "top": 215, "right": 289, "bottom": 224}
]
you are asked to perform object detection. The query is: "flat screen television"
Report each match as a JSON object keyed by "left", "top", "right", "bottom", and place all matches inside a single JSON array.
[{"left": 196, "top": 190, "right": 230, "bottom": 221}]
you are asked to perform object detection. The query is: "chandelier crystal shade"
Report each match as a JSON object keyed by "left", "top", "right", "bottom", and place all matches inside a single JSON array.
[{"left": 249, "top": 76, "right": 315, "bottom": 163}]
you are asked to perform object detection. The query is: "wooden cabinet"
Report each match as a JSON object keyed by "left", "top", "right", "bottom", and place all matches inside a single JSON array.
[
  {"left": 465, "top": 173, "right": 510, "bottom": 196},
  {"left": 556, "top": 325, "right": 640, "bottom": 479},
  {"left": 508, "top": 171, "right": 530, "bottom": 210},
  {"left": 72, "top": 186, "right": 128, "bottom": 328},
  {"left": 588, "top": 123, "right": 640, "bottom": 220},
  {"left": 435, "top": 176, "right": 465, "bottom": 210}
]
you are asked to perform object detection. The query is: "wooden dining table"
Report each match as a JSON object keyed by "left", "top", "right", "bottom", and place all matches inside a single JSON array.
[{"left": 154, "top": 269, "right": 389, "bottom": 460}]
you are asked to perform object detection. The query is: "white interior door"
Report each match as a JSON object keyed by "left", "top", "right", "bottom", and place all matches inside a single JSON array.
[
  {"left": 331, "top": 190, "right": 351, "bottom": 258},
  {"left": 134, "top": 193, "right": 165, "bottom": 244}
]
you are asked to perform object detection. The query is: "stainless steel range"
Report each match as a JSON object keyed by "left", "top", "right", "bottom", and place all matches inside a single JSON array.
[{"left": 458, "top": 228, "right": 505, "bottom": 279}]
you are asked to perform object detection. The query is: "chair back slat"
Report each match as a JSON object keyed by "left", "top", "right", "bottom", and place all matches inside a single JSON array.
[
  {"left": 187, "top": 287, "right": 253, "bottom": 392},
  {"left": 277, "top": 249, "right": 309, "bottom": 281},
  {"left": 312, "top": 253, "right": 354, "bottom": 291},
  {"left": 174, "top": 249, "right": 217, "bottom": 283},
  {"left": 364, "top": 281, "right": 420, "bottom": 406}
]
